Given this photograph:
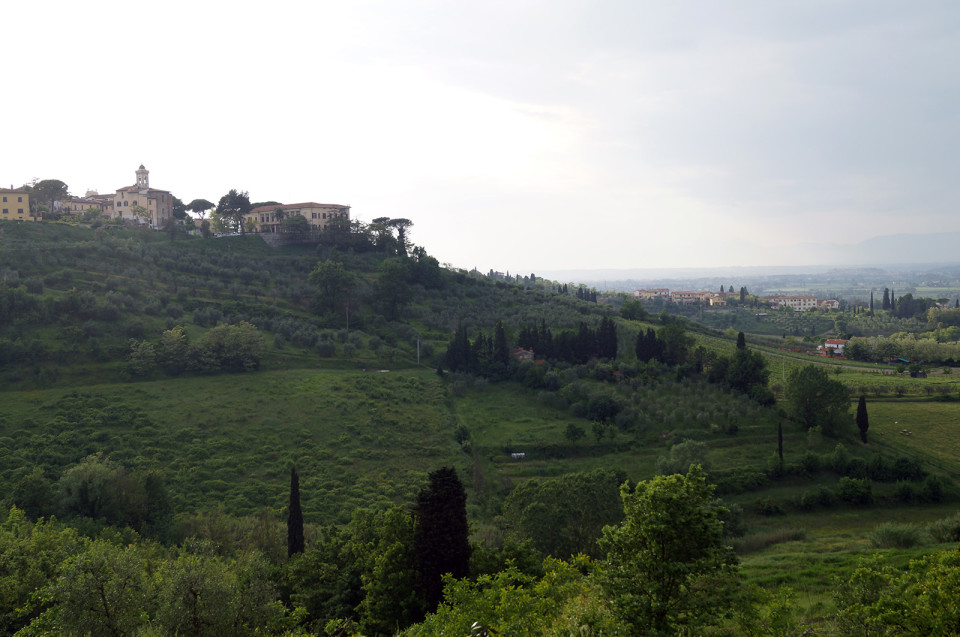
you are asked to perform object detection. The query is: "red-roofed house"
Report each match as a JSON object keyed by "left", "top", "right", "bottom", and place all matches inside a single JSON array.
[{"left": 823, "top": 339, "right": 848, "bottom": 354}]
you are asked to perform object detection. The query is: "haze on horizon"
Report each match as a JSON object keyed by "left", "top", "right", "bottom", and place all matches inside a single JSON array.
[{"left": 3, "top": 1, "right": 958, "bottom": 274}]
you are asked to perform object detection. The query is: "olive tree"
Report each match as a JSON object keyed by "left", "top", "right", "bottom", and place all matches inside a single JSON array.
[{"left": 786, "top": 365, "right": 851, "bottom": 437}]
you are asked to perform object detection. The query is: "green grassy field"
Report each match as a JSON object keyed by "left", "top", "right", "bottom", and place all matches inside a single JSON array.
[
  {"left": 866, "top": 400, "right": 960, "bottom": 475},
  {"left": 0, "top": 368, "right": 461, "bottom": 525}
]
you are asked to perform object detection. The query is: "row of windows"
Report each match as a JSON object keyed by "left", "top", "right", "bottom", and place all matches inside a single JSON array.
[
  {"left": 1, "top": 196, "right": 24, "bottom": 203},
  {"left": 1, "top": 209, "right": 26, "bottom": 214}
]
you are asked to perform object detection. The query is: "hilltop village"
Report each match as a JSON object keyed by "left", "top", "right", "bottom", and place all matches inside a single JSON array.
[{"left": 0, "top": 166, "right": 350, "bottom": 235}]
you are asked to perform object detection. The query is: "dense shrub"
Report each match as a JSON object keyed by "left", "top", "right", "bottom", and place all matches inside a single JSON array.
[
  {"left": 836, "top": 477, "right": 873, "bottom": 505},
  {"left": 316, "top": 342, "right": 336, "bottom": 357},
  {"left": 753, "top": 497, "right": 784, "bottom": 516},
  {"left": 869, "top": 522, "right": 922, "bottom": 549},
  {"left": 926, "top": 512, "right": 960, "bottom": 543},
  {"left": 732, "top": 528, "right": 805, "bottom": 554}
]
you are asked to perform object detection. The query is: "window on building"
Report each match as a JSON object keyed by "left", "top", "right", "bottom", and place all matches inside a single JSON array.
[
  {"left": 124, "top": 201, "right": 129, "bottom": 206},
  {"left": 2, "top": 209, "right": 7, "bottom": 214},
  {"left": 18, "top": 209, "right": 24, "bottom": 214},
  {"left": 312, "top": 212, "right": 316, "bottom": 218},
  {"left": 18, "top": 196, "right": 23, "bottom": 202},
  {"left": 1, "top": 196, "right": 6, "bottom": 202}
]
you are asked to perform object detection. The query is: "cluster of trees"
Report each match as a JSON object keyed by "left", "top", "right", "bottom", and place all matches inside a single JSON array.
[
  {"left": 312, "top": 216, "right": 416, "bottom": 257},
  {"left": 634, "top": 321, "right": 691, "bottom": 366},
  {"left": 12, "top": 454, "right": 172, "bottom": 539},
  {"left": 410, "top": 467, "right": 743, "bottom": 636},
  {"left": 834, "top": 547, "right": 960, "bottom": 635},
  {"left": 444, "top": 321, "right": 511, "bottom": 378},
  {"left": 844, "top": 334, "right": 960, "bottom": 365},
  {"left": 499, "top": 469, "right": 626, "bottom": 558},
  {"left": 272, "top": 466, "right": 470, "bottom": 634},
  {"left": 3, "top": 466, "right": 471, "bottom": 636},
  {"left": 784, "top": 365, "right": 850, "bottom": 437},
  {"left": 514, "top": 317, "right": 618, "bottom": 364},
  {"left": 128, "top": 322, "right": 265, "bottom": 375},
  {"left": 707, "top": 333, "right": 775, "bottom": 405}
]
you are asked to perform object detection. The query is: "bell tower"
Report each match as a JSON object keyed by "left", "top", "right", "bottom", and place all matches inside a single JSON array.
[{"left": 136, "top": 164, "right": 149, "bottom": 191}]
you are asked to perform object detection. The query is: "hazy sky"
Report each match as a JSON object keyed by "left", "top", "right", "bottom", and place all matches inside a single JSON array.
[{"left": 4, "top": 1, "right": 958, "bottom": 272}]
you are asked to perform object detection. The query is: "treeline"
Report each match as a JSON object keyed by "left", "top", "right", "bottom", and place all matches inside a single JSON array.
[
  {"left": 2, "top": 466, "right": 472, "bottom": 636},
  {"left": 844, "top": 334, "right": 960, "bottom": 365},
  {"left": 127, "top": 322, "right": 265, "bottom": 375},
  {"left": 515, "top": 317, "right": 618, "bottom": 363}
]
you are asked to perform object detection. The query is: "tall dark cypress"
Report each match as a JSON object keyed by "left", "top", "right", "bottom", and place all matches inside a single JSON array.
[
  {"left": 493, "top": 320, "right": 509, "bottom": 366},
  {"left": 414, "top": 467, "right": 470, "bottom": 613},
  {"left": 777, "top": 421, "right": 784, "bottom": 463},
  {"left": 856, "top": 395, "right": 869, "bottom": 444},
  {"left": 287, "top": 465, "right": 304, "bottom": 557},
  {"left": 736, "top": 331, "right": 746, "bottom": 350},
  {"left": 598, "top": 317, "right": 618, "bottom": 359}
]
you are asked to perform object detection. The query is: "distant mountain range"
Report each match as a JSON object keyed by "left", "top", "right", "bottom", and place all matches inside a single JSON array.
[
  {"left": 790, "top": 231, "right": 960, "bottom": 266},
  {"left": 541, "top": 231, "right": 960, "bottom": 286}
]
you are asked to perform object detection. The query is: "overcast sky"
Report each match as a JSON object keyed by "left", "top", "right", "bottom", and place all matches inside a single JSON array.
[{"left": 4, "top": 1, "right": 959, "bottom": 273}]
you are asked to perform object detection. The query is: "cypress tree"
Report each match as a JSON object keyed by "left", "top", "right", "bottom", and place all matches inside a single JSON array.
[
  {"left": 777, "top": 421, "right": 783, "bottom": 463},
  {"left": 414, "top": 467, "right": 470, "bottom": 613},
  {"left": 493, "top": 320, "right": 509, "bottom": 366},
  {"left": 287, "top": 465, "right": 304, "bottom": 557},
  {"left": 635, "top": 329, "right": 648, "bottom": 362},
  {"left": 870, "top": 290, "right": 874, "bottom": 312},
  {"left": 882, "top": 288, "right": 890, "bottom": 310},
  {"left": 856, "top": 395, "right": 869, "bottom": 444},
  {"left": 736, "top": 331, "right": 746, "bottom": 350},
  {"left": 598, "top": 317, "right": 618, "bottom": 359}
]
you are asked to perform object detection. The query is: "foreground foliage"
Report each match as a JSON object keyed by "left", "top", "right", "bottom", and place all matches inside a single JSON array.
[{"left": 598, "top": 467, "right": 740, "bottom": 635}]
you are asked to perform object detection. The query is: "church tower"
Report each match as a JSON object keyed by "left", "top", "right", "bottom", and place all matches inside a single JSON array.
[{"left": 136, "top": 164, "right": 149, "bottom": 191}]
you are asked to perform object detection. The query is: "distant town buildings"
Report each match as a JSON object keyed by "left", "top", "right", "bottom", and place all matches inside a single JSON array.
[
  {"left": 631, "top": 288, "right": 836, "bottom": 311},
  {"left": 763, "top": 295, "right": 818, "bottom": 312},
  {"left": 634, "top": 288, "right": 669, "bottom": 301}
]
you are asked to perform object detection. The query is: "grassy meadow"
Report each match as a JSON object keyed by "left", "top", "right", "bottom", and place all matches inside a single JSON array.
[{"left": 0, "top": 368, "right": 459, "bottom": 524}]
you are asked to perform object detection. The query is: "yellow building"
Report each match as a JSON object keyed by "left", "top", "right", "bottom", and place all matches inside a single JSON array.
[
  {"left": 0, "top": 188, "right": 35, "bottom": 222},
  {"left": 110, "top": 165, "right": 173, "bottom": 227},
  {"left": 245, "top": 202, "right": 350, "bottom": 233}
]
